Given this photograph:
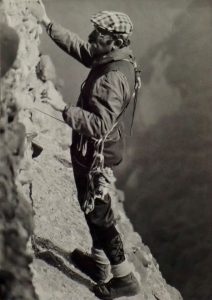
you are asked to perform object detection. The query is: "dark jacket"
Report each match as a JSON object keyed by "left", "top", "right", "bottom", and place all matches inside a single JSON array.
[{"left": 47, "top": 23, "right": 136, "bottom": 169}]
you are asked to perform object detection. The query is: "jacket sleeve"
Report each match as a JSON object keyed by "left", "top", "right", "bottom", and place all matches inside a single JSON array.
[
  {"left": 63, "top": 71, "right": 130, "bottom": 139},
  {"left": 47, "top": 22, "right": 93, "bottom": 68}
]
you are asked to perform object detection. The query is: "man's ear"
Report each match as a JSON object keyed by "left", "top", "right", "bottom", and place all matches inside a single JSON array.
[{"left": 114, "top": 38, "right": 123, "bottom": 49}]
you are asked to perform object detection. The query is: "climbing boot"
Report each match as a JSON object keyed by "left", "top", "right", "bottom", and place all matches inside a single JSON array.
[
  {"left": 70, "top": 248, "right": 110, "bottom": 283},
  {"left": 93, "top": 272, "right": 141, "bottom": 300}
]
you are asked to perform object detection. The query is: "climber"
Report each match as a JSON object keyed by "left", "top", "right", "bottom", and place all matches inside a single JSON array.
[{"left": 31, "top": 2, "right": 141, "bottom": 299}]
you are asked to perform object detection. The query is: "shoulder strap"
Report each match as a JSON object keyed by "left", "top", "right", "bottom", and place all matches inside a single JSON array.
[{"left": 103, "top": 59, "right": 141, "bottom": 132}]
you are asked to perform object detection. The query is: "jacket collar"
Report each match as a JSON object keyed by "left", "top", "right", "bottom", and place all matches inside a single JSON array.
[{"left": 92, "top": 46, "right": 134, "bottom": 67}]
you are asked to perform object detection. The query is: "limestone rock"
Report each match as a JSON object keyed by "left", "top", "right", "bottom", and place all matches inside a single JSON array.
[
  {"left": 0, "top": 22, "right": 19, "bottom": 77},
  {"left": 36, "top": 55, "right": 56, "bottom": 82}
]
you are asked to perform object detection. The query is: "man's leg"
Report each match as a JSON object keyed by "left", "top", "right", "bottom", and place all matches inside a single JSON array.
[
  {"left": 71, "top": 162, "right": 140, "bottom": 298},
  {"left": 71, "top": 162, "right": 110, "bottom": 282},
  {"left": 82, "top": 170, "right": 140, "bottom": 298}
]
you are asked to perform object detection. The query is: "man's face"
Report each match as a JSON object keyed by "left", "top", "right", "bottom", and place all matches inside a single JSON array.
[{"left": 88, "top": 27, "right": 116, "bottom": 57}]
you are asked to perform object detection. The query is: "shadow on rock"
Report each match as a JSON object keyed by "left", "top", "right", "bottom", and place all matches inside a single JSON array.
[{"left": 32, "top": 235, "right": 93, "bottom": 290}]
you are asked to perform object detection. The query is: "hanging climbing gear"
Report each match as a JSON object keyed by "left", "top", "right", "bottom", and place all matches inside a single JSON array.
[{"left": 82, "top": 123, "right": 117, "bottom": 214}]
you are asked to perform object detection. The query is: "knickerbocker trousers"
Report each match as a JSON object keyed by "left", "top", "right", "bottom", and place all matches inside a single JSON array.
[{"left": 72, "top": 159, "right": 125, "bottom": 265}]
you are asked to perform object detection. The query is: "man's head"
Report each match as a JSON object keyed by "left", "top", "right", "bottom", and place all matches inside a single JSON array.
[{"left": 88, "top": 11, "right": 133, "bottom": 57}]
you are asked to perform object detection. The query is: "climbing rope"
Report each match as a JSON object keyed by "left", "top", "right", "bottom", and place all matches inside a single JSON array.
[{"left": 33, "top": 107, "right": 65, "bottom": 124}]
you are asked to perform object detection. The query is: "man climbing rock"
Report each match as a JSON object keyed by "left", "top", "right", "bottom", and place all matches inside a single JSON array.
[{"left": 32, "top": 2, "right": 141, "bottom": 299}]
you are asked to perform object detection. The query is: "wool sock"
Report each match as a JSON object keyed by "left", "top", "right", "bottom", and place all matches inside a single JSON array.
[{"left": 111, "top": 259, "right": 132, "bottom": 278}]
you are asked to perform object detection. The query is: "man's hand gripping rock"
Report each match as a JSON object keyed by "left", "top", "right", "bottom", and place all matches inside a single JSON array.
[{"left": 30, "top": 0, "right": 51, "bottom": 27}]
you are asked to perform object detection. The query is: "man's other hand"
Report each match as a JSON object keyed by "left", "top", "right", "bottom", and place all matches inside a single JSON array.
[{"left": 42, "top": 99, "right": 65, "bottom": 113}]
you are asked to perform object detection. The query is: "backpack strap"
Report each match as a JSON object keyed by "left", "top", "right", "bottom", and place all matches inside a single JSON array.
[{"left": 101, "top": 58, "right": 141, "bottom": 133}]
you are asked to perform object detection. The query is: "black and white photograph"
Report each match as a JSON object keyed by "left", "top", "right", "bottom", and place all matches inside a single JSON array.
[{"left": 0, "top": 0, "right": 211, "bottom": 300}]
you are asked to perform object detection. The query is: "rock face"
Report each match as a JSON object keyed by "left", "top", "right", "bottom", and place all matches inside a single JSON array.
[
  {"left": 0, "top": 1, "right": 182, "bottom": 300},
  {"left": 0, "top": 4, "right": 37, "bottom": 300},
  {"left": 0, "top": 22, "right": 19, "bottom": 77}
]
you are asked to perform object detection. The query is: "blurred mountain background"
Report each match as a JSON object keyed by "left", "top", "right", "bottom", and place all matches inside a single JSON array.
[{"left": 41, "top": 1, "right": 212, "bottom": 299}]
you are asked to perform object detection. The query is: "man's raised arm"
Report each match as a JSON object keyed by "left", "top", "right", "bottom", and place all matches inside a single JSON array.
[{"left": 31, "top": 0, "right": 93, "bottom": 67}]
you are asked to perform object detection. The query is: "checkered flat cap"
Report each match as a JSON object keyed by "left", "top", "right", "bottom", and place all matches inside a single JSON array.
[{"left": 91, "top": 11, "right": 133, "bottom": 36}]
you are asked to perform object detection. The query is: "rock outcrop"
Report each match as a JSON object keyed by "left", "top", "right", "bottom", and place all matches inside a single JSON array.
[
  {"left": 0, "top": 1, "right": 182, "bottom": 299},
  {"left": 0, "top": 3, "right": 37, "bottom": 300}
]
